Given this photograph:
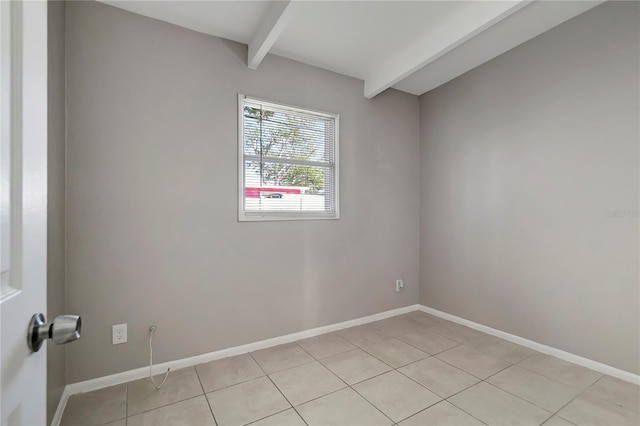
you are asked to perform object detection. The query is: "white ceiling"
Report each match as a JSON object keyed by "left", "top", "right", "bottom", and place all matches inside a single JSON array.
[
  {"left": 270, "top": 1, "right": 466, "bottom": 81},
  {"left": 99, "top": 0, "right": 604, "bottom": 98}
]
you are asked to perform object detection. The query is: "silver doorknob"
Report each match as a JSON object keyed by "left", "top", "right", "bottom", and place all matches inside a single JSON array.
[{"left": 28, "top": 313, "right": 82, "bottom": 352}]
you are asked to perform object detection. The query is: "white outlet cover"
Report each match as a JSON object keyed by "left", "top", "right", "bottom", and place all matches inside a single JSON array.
[
  {"left": 396, "top": 279, "right": 404, "bottom": 292},
  {"left": 112, "top": 324, "right": 127, "bottom": 345}
]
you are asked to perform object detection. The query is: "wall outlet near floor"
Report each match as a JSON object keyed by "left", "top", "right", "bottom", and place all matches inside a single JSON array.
[
  {"left": 396, "top": 279, "right": 404, "bottom": 292},
  {"left": 112, "top": 324, "right": 127, "bottom": 345}
]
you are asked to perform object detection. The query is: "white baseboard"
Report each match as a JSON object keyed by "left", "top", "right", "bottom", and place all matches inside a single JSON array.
[
  {"left": 51, "top": 386, "right": 69, "bottom": 426},
  {"left": 63, "top": 304, "right": 421, "bottom": 398},
  {"left": 419, "top": 305, "right": 640, "bottom": 385}
]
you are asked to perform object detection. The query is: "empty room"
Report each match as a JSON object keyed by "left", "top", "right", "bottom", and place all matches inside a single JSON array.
[{"left": 1, "top": 0, "right": 638, "bottom": 425}]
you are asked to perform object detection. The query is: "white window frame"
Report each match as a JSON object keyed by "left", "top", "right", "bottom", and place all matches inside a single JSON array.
[{"left": 238, "top": 94, "right": 340, "bottom": 222}]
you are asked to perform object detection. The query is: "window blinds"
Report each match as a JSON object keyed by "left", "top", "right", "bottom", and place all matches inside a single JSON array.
[{"left": 239, "top": 96, "right": 339, "bottom": 220}]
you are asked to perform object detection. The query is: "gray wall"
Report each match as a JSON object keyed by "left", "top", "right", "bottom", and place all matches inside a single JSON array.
[
  {"left": 47, "top": 0, "right": 67, "bottom": 422},
  {"left": 420, "top": 1, "right": 639, "bottom": 374},
  {"left": 65, "top": 1, "right": 420, "bottom": 382}
]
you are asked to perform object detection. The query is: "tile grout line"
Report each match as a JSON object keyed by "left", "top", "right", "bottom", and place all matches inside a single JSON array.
[
  {"left": 395, "top": 335, "right": 464, "bottom": 356},
  {"left": 436, "top": 378, "right": 538, "bottom": 425},
  {"left": 349, "top": 328, "right": 474, "bottom": 424},
  {"left": 122, "top": 394, "right": 206, "bottom": 423},
  {"left": 257, "top": 337, "right": 395, "bottom": 423},
  {"left": 546, "top": 374, "right": 609, "bottom": 424},
  {"left": 358, "top": 338, "right": 430, "bottom": 366},
  {"left": 441, "top": 356, "right": 555, "bottom": 425},
  {"left": 572, "top": 374, "right": 640, "bottom": 415},
  {"left": 395, "top": 399, "right": 487, "bottom": 426},
  {"left": 243, "top": 407, "right": 299, "bottom": 426},
  {"left": 482, "top": 355, "right": 582, "bottom": 424},
  {"left": 264, "top": 374, "right": 303, "bottom": 424},
  {"left": 424, "top": 322, "right": 482, "bottom": 341},
  {"left": 248, "top": 350, "right": 310, "bottom": 426},
  {"left": 193, "top": 364, "right": 219, "bottom": 426},
  {"left": 438, "top": 353, "right": 608, "bottom": 426},
  {"left": 291, "top": 340, "right": 354, "bottom": 392},
  {"left": 295, "top": 332, "right": 356, "bottom": 359},
  {"left": 393, "top": 360, "right": 489, "bottom": 425},
  {"left": 341, "top": 367, "right": 394, "bottom": 387},
  {"left": 431, "top": 351, "right": 512, "bottom": 382},
  {"left": 523, "top": 368, "right": 638, "bottom": 419},
  {"left": 348, "top": 382, "right": 398, "bottom": 425},
  {"left": 544, "top": 391, "right": 581, "bottom": 425},
  {"left": 268, "top": 340, "right": 354, "bottom": 426},
  {"left": 191, "top": 353, "right": 302, "bottom": 396},
  {"left": 487, "top": 356, "right": 610, "bottom": 421},
  {"left": 516, "top": 355, "right": 604, "bottom": 389},
  {"left": 124, "top": 368, "right": 210, "bottom": 418},
  {"left": 290, "top": 387, "right": 347, "bottom": 411}
]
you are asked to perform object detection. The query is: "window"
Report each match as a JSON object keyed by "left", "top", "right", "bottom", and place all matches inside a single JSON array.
[{"left": 238, "top": 95, "right": 339, "bottom": 221}]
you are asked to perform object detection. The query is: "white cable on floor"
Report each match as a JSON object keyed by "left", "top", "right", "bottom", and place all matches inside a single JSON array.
[{"left": 149, "top": 325, "right": 170, "bottom": 390}]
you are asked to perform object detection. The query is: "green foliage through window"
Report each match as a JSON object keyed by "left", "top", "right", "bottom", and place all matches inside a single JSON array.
[{"left": 244, "top": 106, "right": 325, "bottom": 192}]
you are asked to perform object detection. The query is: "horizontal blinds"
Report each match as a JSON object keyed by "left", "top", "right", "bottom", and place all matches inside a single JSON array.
[{"left": 242, "top": 97, "right": 337, "bottom": 215}]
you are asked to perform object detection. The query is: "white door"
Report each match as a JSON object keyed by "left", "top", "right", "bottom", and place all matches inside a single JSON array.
[{"left": 0, "top": 1, "right": 48, "bottom": 425}]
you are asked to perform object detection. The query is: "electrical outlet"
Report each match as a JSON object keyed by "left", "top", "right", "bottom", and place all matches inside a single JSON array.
[
  {"left": 112, "top": 324, "right": 127, "bottom": 345},
  {"left": 396, "top": 279, "right": 404, "bottom": 292}
]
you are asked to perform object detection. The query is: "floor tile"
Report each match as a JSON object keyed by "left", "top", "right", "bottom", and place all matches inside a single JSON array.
[
  {"left": 436, "top": 345, "right": 511, "bottom": 379},
  {"left": 353, "top": 370, "right": 441, "bottom": 423},
  {"left": 370, "top": 317, "right": 424, "bottom": 337},
  {"left": 518, "top": 354, "right": 602, "bottom": 390},
  {"left": 297, "top": 387, "right": 392, "bottom": 426},
  {"left": 472, "top": 336, "right": 536, "bottom": 363},
  {"left": 196, "top": 353, "right": 264, "bottom": 392},
  {"left": 557, "top": 394, "right": 640, "bottom": 426},
  {"left": 102, "top": 420, "right": 126, "bottom": 426},
  {"left": 296, "top": 333, "right": 356, "bottom": 359},
  {"left": 487, "top": 366, "right": 581, "bottom": 412},
  {"left": 363, "top": 338, "right": 429, "bottom": 368},
  {"left": 398, "top": 401, "right": 484, "bottom": 426},
  {"left": 543, "top": 416, "right": 576, "bottom": 425},
  {"left": 397, "top": 329, "right": 460, "bottom": 355},
  {"left": 429, "top": 322, "right": 488, "bottom": 344},
  {"left": 127, "top": 367, "right": 203, "bottom": 416},
  {"left": 582, "top": 375, "right": 640, "bottom": 413},
  {"left": 60, "top": 384, "right": 127, "bottom": 426},
  {"left": 126, "top": 396, "right": 215, "bottom": 426},
  {"left": 398, "top": 357, "right": 479, "bottom": 398},
  {"left": 337, "top": 324, "right": 391, "bottom": 347},
  {"left": 321, "top": 348, "right": 392, "bottom": 385},
  {"left": 206, "top": 376, "right": 290, "bottom": 426},
  {"left": 249, "top": 409, "right": 306, "bottom": 425},
  {"left": 449, "top": 382, "right": 551, "bottom": 426},
  {"left": 269, "top": 361, "right": 346, "bottom": 406},
  {"left": 404, "top": 311, "right": 444, "bottom": 328},
  {"left": 250, "top": 343, "right": 314, "bottom": 374}
]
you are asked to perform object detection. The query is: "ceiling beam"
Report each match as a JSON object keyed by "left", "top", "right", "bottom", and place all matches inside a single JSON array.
[
  {"left": 248, "top": 1, "right": 296, "bottom": 70},
  {"left": 363, "top": 0, "right": 532, "bottom": 99}
]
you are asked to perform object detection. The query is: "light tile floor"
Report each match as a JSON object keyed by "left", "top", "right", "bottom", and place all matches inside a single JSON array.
[{"left": 61, "top": 312, "right": 640, "bottom": 426}]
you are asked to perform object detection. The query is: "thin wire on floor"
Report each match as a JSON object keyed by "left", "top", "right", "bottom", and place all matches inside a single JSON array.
[{"left": 149, "top": 325, "right": 170, "bottom": 390}]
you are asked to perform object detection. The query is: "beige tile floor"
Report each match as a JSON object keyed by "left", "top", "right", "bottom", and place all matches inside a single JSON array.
[{"left": 61, "top": 312, "right": 640, "bottom": 426}]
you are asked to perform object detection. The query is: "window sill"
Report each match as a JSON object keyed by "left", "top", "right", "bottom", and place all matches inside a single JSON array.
[{"left": 238, "top": 212, "right": 340, "bottom": 222}]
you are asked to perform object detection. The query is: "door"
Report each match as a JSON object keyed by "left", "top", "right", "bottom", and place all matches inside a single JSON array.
[{"left": 1, "top": 1, "right": 48, "bottom": 425}]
